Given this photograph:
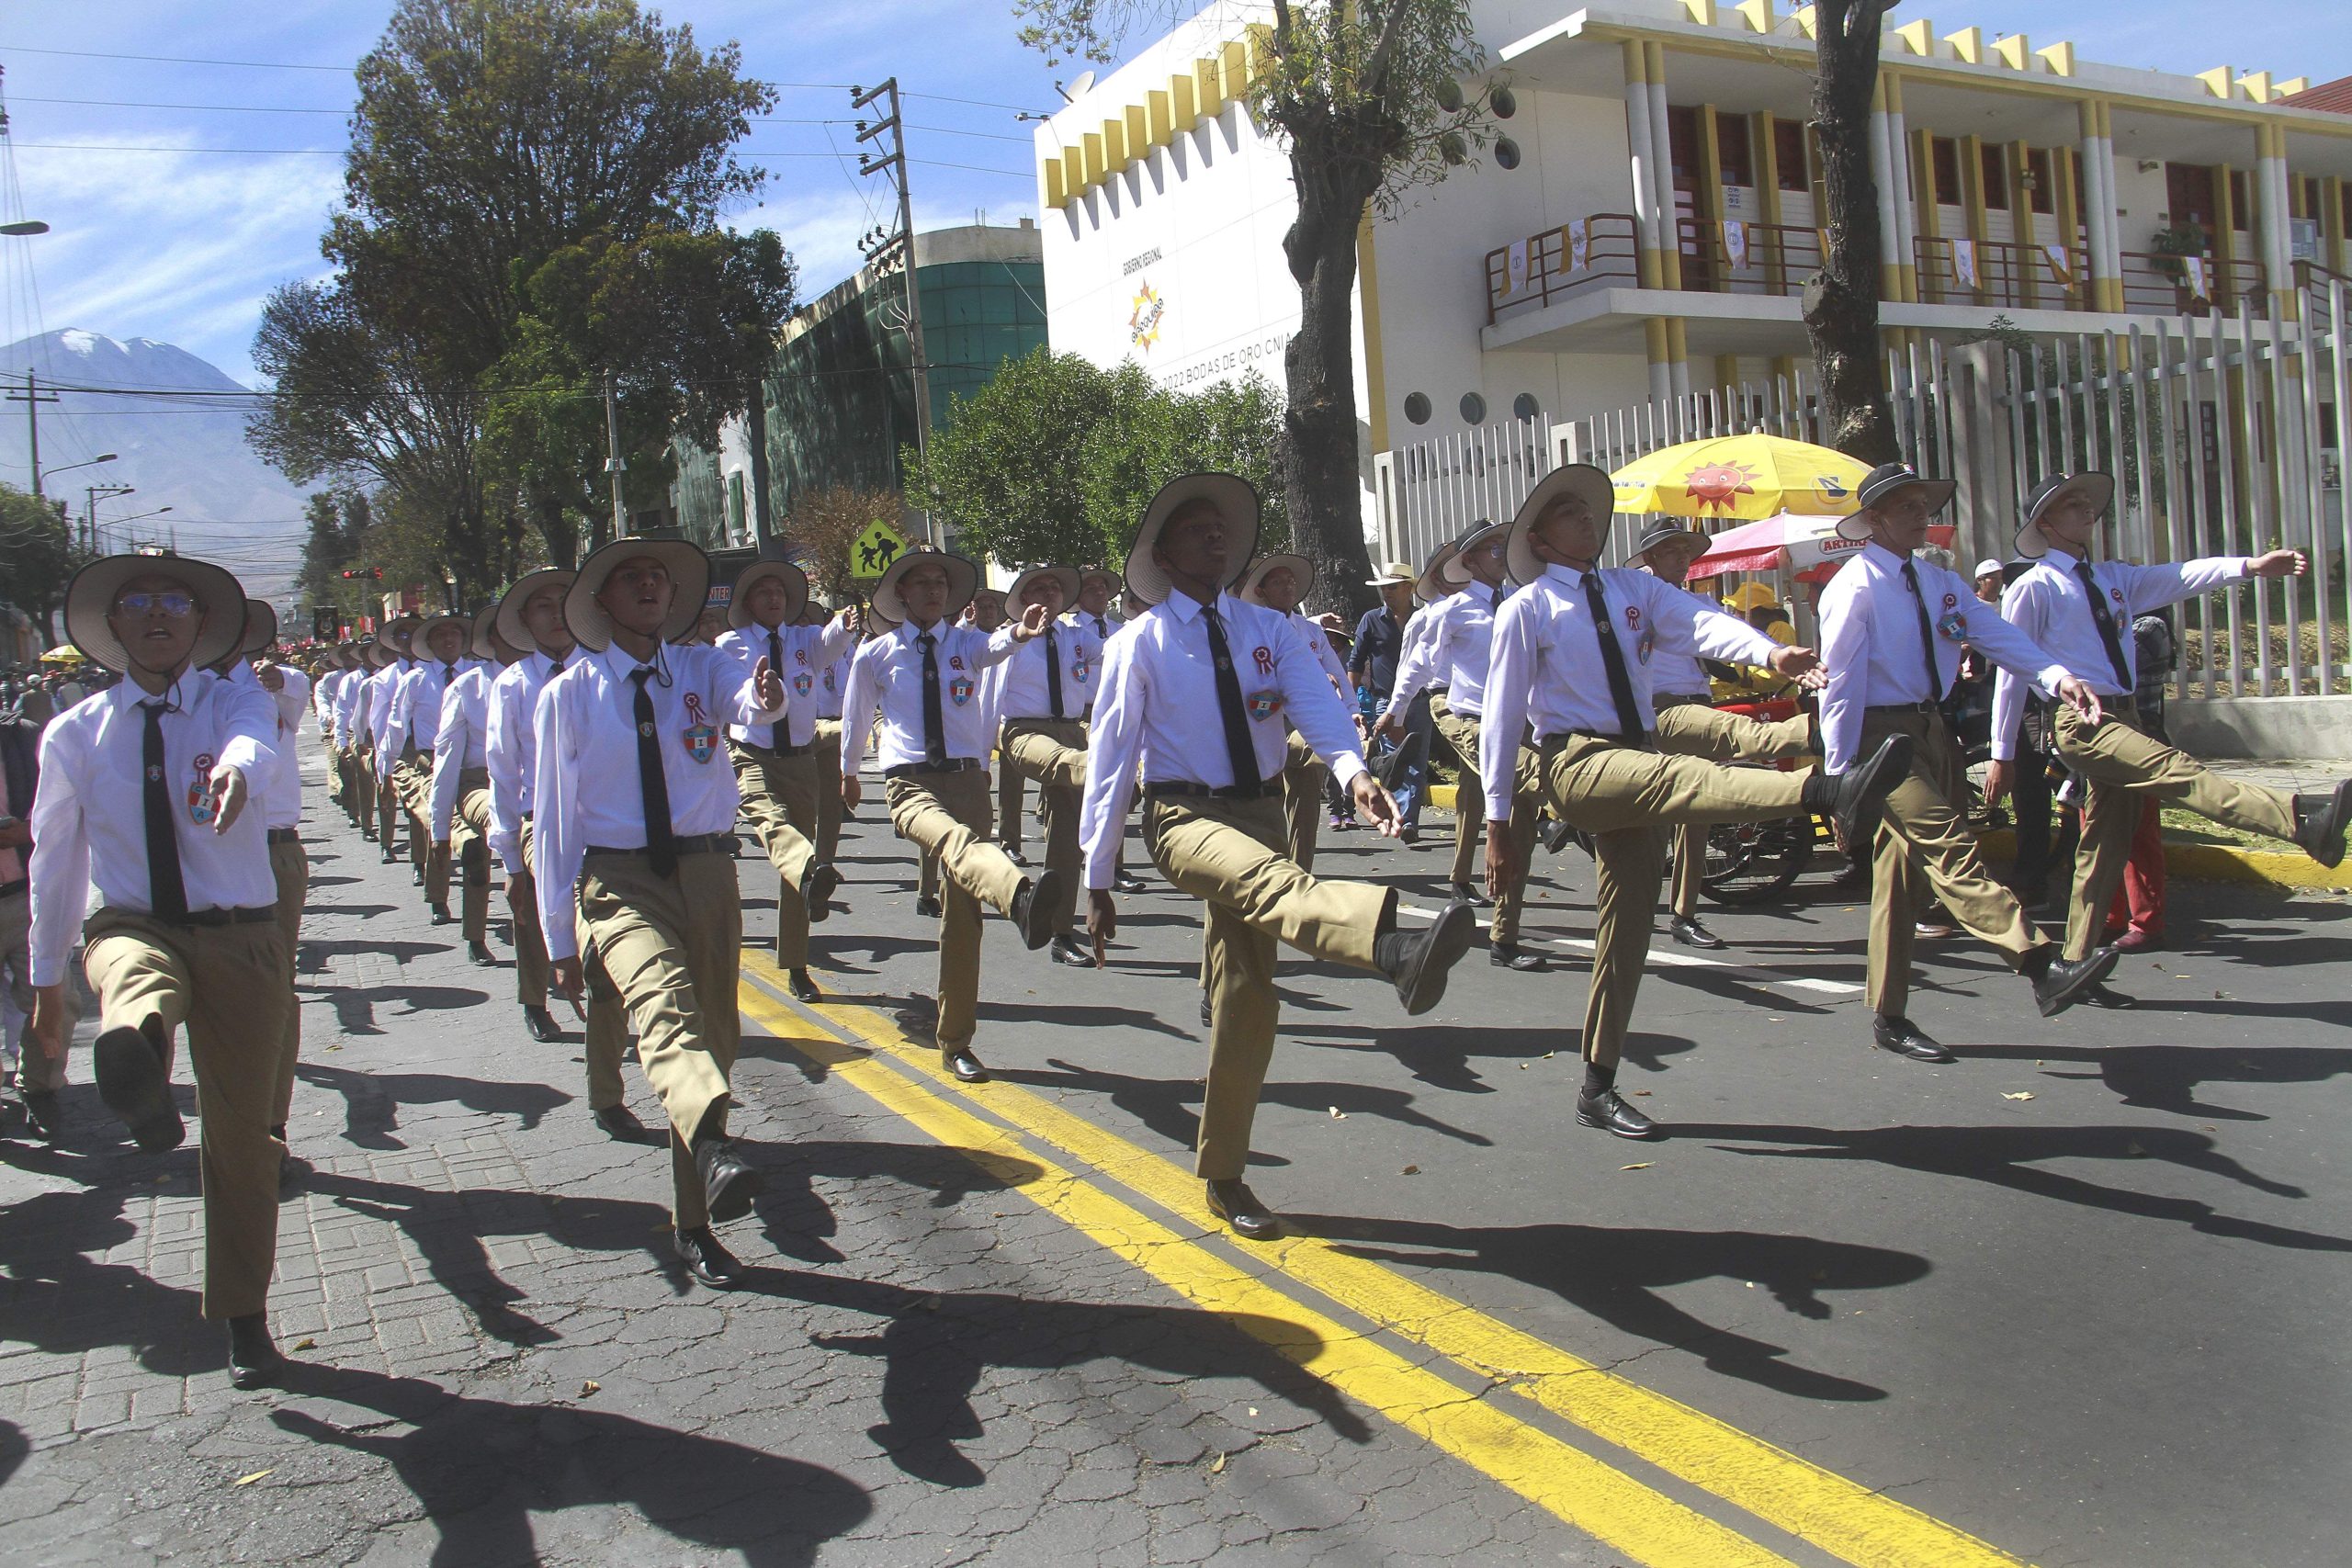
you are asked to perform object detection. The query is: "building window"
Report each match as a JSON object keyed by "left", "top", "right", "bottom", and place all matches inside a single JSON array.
[
  {"left": 1513, "top": 392, "right": 1541, "bottom": 421},
  {"left": 1460, "top": 391, "right": 1487, "bottom": 425},
  {"left": 1773, "top": 119, "right": 1809, "bottom": 192},
  {"left": 1490, "top": 85, "right": 1517, "bottom": 118},
  {"left": 1715, "top": 116, "right": 1753, "bottom": 188},
  {"left": 1404, "top": 391, "right": 1431, "bottom": 425},
  {"left": 727, "top": 470, "right": 747, "bottom": 537},
  {"left": 1931, "top": 137, "right": 1962, "bottom": 206},
  {"left": 1666, "top": 106, "right": 1700, "bottom": 182},
  {"left": 1493, "top": 136, "right": 1521, "bottom": 170},
  {"left": 1979, "top": 144, "right": 2007, "bottom": 209},
  {"left": 2229, "top": 169, "right": 2251, "bottom": 228},
  {"left": 2026, "top": 147, "right": 2054, "bottom": 215}
]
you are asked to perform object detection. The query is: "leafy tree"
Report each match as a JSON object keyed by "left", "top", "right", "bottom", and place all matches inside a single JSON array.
[
  {"left": 903, "top": 347, "right": 1116, "bottom": 567},
  {"left": 1077, "top": 368, "right": 1289, "bottom": 564},
  {"left": 0, "top": 484, "right": 92, "bottom": 643},
  {"left": 1804, "top": 0, "right": 1900, "bottom": 463},
  {"left": 1015, "top": 0, "right": 1489, "bottom": 616},
  {"left": 786, "top": 484, "right": 904, "bottom": 606}
]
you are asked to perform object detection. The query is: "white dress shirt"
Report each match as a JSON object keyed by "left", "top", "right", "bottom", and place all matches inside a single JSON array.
[
  {"left": 1061, "top": 610, "right": 1119, "bottom": 712},
  {"left": 1079, "top": 591, "right": 1369, "bottom": 890},
  {"left": 714, "top": 612, "right": 857, "bottom": 749},
  {"left": 26, "top": 672, "right": 280, "bottom": 986},
  {"left": 367, "top": 661, "right": 410, "bottom": 770},
  {"left": 1384, "top": 580, "right": 1502, "bottom": 721},
  {"left": 1816, "top": 542, "right": 2068, "bottom": 774},
  {"left": 838, "top": 620, "right": 1020, "bottom": 773},
  {"left": 816, "top": 652, "right": 847, "bottom": 720},
  {"left": 992, "top": 618, "right": 1101, "bottom": 723},
  {"left": 428, "top": 664, "right": 494, "bottom": 840},
  {"left": 1989, "top": 546, "right": 2247, "bottom": 761},
  {"left": 531, "top": 641, "right": 783, "bottom": 962},
  {"left": 1480, "top": 565, "right": 1784, "bottom": 821},
  {"left": 333, "top": 665, "right": 370, "bottom": 750},
  {"left": 386, "top": 658, "right": 480, "bottom": 774},
  {"left": 485, "top": 649, "right": 569, "bottom": 875},
  {"left": 312, "top": 668, "right": 342, "bottom": 736},
  {"left": 223, "top": 663, "right": 311, "bottom": 831}
]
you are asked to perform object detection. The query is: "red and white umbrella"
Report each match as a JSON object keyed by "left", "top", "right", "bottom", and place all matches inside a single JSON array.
[{"left": 1683, "top": 511, "right": 1955, "bottom": 584}]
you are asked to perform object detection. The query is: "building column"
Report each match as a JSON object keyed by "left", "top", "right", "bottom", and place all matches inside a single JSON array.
[
  {"left": 1645, "top": 319, "right": 1674, "bottom": 406},
  {"left": 1645, "top": 42, "right": 1681, "bottom": 291},
  {"left": 1622, "top": 40, "right": 1667, "bottom": 290},
  {"left": 1882, "top": 73, "right": 1918, "bottom": 304},
  {"left": 2256, "top": 122, "right": 2296, "bottom": 319},
  {"left": 1868, "top": 75, "right": 1904, "bottom": 307}
]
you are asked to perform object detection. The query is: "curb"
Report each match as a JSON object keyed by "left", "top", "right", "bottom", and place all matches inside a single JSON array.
[{"left": 1419, "top": 784, "right": 2349, "bottom": 894}]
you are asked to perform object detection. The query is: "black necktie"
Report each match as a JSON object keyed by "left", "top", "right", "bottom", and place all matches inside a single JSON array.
[
  {"left": 2074, "top": 561, "right": 2133, "bottom": 690},
  {"left": 1093, "top": 615, "right": 1107, "bottom": 639},
  {"left": 766, "top": 628, "right": 784, "bottom": 682},
  {"left": 547, "top": 654, "right": 565, "bottom": 676},
  {"left": 141, "top": 701, "right": 188, "bottom": 921},
  {"left": 1580, "top": 573, "right": 1649, "bottom": 747},
  {"left": 1900, "top": 560, "right": 1945, "bottom": 702},
  {"left": 629, "top": 668, "right": 676, "bottom": 877},
  {"left": 917, "top": 631, "right": 947, "bottom": 765},
  {"left": 1044, "top": 626, "right": 1066, "bottom": 720},
  {"left": 1201, "top": 603, "right": 1262, "bottom": 795}
]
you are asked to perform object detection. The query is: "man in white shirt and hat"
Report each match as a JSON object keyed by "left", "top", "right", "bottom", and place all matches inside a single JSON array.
[
  {"left": 989, "top": 565, "right": 1102, "bottom": 966},
  {"left": 1238, "top": 552, "right": 1351, "bottom": 871},
  {"left": 390, "top": 611, "right": 480, "bottom": 924},
  {"left": 1082, "top": 474, "right": 1482, "bottom": 1240},
  {"left": 367, "top": 617, "right": 420, "bottom": 862},
  {"left": 535, "top": 537, "right": 786, "bottom": 1287},
  {"left": 427, "top": 605, "right": 507, "bottom": 967},
  {"left": 26, "top": 554, "right": 292, "bottom": 1385},
  {"left": 1070, "top": 565, "right": 1148, "bottom": 895},
  {"left": 1989, "top": 469, "right": 2349, "bottom": 985}
]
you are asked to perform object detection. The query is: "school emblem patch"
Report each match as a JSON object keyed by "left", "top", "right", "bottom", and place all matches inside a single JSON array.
[
  {"left": 681, "top": 693, "right": 718, "bottom": 763},
  {"left": 187, "top": 752, "right": 218, "bottom": 825},
  {"left": 1072, "top": 653, "right": 1093, "bottom": 685},
  {"left": 949, "top": 676, "right": 976, "bottom": 706},
  {"left": 1937, "top": 611, "right": 1968, "bottom": 642},
  {"left": 792, "top": 670, "right": 814, "bottom": 697},
  {"left": 1635, "top": 628, "right": 1656, "bottom": 665},
  {"left": 1246, "top": 690, "right": 1283, "bottom": 719}
]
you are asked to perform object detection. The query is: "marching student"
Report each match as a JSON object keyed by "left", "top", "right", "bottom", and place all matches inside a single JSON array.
[
  {"left": 1481, "top": 466, "right": 1915, "bottom": 1138},
  {"left": 387, "top": 613, "right": 479, "bottom": 923},
  {"left": 368, "top": 616, "right": 420, "bottom": 865},
  {"left": 1072, "top": 566, "right": 1147, "bottom": 896},
  {"left": 1816, "top": 462, "right": 2123, "bottom": 1064},
  {"left": 1238, "top": 553, "right": 1350, "bottom": 871},
  {"left": 1081, "top": 474, "right": 1481, "bottom": 1240},
  {"left": 990, "top": 565, "right": 1100, "bottom": 967},
  {"left": 805, "top": 600, "right": 853, "bottom": 863},
  {"left": 333, "top": 637, "right": 379, "bottom": 833},
  {"left": 840, "top": 550, "right": 1065, "bottom": 1083},
  {"left": 535, "top": 536, "right": 787, "bottom": 1287},
  {"left": 27, "top": 555, "right": 292, "bottom": 1385},
  {"left": 1632, "top": 523, "right": 1820, "bottom": 951},
  {"left": 314, "top": 644, "right": 351, "bottom": 815},
  {"left": 484, "top": 569, "right": 640, "bottom": 1139},
  {"left": 428, "top": 607, "right": 504, "bottom": 966},
  {"left": 1990, "top": 470, "right": 2352, "bottom": 985},
  {"left": 712, "top": 559, "right": 856, "bottom": 1003}
]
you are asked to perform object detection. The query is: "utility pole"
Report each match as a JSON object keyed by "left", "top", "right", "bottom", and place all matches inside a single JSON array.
[
  {"left": 5, "top": 370, "right": 60, "bottom": 497},
  {"left": 85, "top": 481, "right": 133, "bottom": 552},
  {"left": 854, "top": 78, "right": 935, "bottom": 542},
  {"left": 603, "top": 368, "right": 628, "bottom": 546}
]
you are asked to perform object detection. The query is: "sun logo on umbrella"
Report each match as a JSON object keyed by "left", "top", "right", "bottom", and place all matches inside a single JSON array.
[{"left": 1682, "top": 461, "right": 1759, "bottom": 513}]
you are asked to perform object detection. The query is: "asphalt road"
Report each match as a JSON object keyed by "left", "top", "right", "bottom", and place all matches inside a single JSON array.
[{"left": 3, "top": 736, "right": 2346, "bottom": 1566}]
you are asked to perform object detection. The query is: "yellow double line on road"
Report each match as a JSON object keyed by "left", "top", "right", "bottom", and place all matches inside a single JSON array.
[{"left": 737, "top": 955, "right": 2030, "bottom": 1568}]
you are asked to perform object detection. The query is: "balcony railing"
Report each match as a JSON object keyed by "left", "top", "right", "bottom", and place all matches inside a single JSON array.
[
  {"left": 1912, "top": 234, "right": 2088, "bottom": 310},
  {"left": 1485, "top": 213, "right": 1638, "bottom": 324},
  {"left": 1673, "top": 216, "right": 1821, "bottom": 299},
  {"left": 2118, "top": 249, "right": 2269, "bottom": 314}
]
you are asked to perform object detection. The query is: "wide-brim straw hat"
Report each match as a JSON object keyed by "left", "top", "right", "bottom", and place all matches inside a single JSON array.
[
  {"left": 565, "top": 536, "right": 710, "bottom": 652},
  {"left": 364, "top": 636, "right": 399, "bottom": 670},
  {"left": 494, "top": 568, "right": 575, "bottom": 655},
  {"left": 469, "top": 604, "right": 503, "bottom": 660},
  {"left": 869, "top": 547, "right": 978, "bottom": 627},
  {"left": 1438, "top": 519, "right": 1510, "bottom": 588},
  {"left": 1415, "top": 542, "right": 1462, "bottom": 605},
  {"left": 2014, "top": 470, "right": 2116, "bottom": 559},
  {"left": 1238, "top": 553, "right": 1312, "bottom": 610},
  {"left": 1124, "top": 472, "right": 1260, "bottom": 605},
  {"left": 1632, "top": 521, "right": 1702, "bottom": 560},
  {"left": 64, "top": 553, "right": 248, "bottom": 674},
  {"left": 1504, "top": 464, "right": 1615, "bottom": 588},
  {"left": 237, "top": 599, "right": 279, "bottom": 657},
  {"left": 728, "top": 558, "right": 810, "bottom": 630},
  {"left": 1008, "top": 565, "right": 1082, "bottom": 616},
  {"left": 414, "top": 612, "right": 474, "bottom": 663},
  {"left": 1838, "top": 462, "right": 1957, "bottom": 541},
  {"left": 379, "top": 615, "right": 423, "bottom": 660}
]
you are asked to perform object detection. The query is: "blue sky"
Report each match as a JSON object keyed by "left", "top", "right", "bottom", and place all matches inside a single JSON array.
[{"left": 0, "top": 0, "right": 2346, "bottom": 386}]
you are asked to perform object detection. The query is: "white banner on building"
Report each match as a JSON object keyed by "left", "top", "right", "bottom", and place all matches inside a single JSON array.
[
  {"left": 1724, "top": 219, "right": 1748, "bottom": 271},
  {"left": 1566, "top": 218, "right": 1589, "bottom": 274},
  {"left": 1506, "top": 238, "right": 1529, "bottom": 298},
  {"left": 2041, "top": 243, "right": 2074, "bottom": 284},
  {"left": 1951, "top": 238, "right": 1979, "bottom": 289},
  {"left": 2183, "top": 254, "right": 2211, "bottom": 301}
]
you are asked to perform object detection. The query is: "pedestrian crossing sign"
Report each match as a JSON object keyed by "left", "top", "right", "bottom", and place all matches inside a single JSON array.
[{"left": 852, "top": 518, "right": 908, "bottom": 580}]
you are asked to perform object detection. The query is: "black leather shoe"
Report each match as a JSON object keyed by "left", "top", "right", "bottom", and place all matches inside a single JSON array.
[
  {"left": 693, "top": 1135, "right": 763, "bottom": 1223},
  {"left": 467, "top": 941, "right": 496, "bottom": 966},
  {"left": 1205, "top": 1179, "right": 1281, "bottom": 1241},
  {"left": 2294, "top": 778, "right": 2352, "bottom": 867},
  {"left": 1489, "top": 942, "right": 1548, "bottom": 972},
  {"left": 1001, "top": 842, "right": 1029, "bottom": 866},
  {"left": 1378, "top": 899, "right": 1477, "bottom": 1016},
  {"left": 915, "top": 895, "right": 943, "bottom": 919},
  {"left": 1576, "top": 1089, "right": 1657, "bottom": 1139},
  {"left": 277, "top": 1151, "right": 311, "bottom": 1199},
  {"left": 1012, "top": 870, "right": 1064, "bottom": 951},
  {"left": 1829, "top": 734, "right": 1915, "bottom": 845},
  {"left": 2082, "top": 984, "right": 2137, "bottom": 1010},
  {"left": 228, "top": 1314, "right": 284, "bottom": 1389},
  {"left": 800, "top": 862, "right": 842, "bottom": 923},
  {"left": 943, "top": 1047, "right": 989, "bottom": 1084},
  {"left": 19, "top": 1089, "right": 63, "bottom": 1140},
  {"left": 673, "top": 1226, "right": 745, "bottom": 1289},
  {"left": 522, "top": 1006, "right": 562, "bottom": 1042},
  {"left": 94, "top": 1020, "right": 183, "bottom": 1153},
  {"left": 788, "top": 967, "right": 823, "bottom": 1003},
  {"left": 380, "top": 847, "right": 399, "bottom": 864},
  {"left": 1049, "top": 934, "right": 1093, "bottom": 968},
  {"left": 1200, "top": 993, "right": 1214, "bottom": 1030},
  {"left": 1113, "top": 874, "right": 1148, "bottom": 896},
  {"left": 412, "top": 865, "right": 425, "bottom": 886},
  {"left": 1541, "top": 818, "right": 1577, "bottom": 855},
  {"left": 1871, "top": 1014, "right": 1955, "bottom": 1064},
  {"left": 594, "top": 1102, "right": 654, "bottom": 1143},
  {"left": 1447, "top": 879, "right": 1490, "bottom": 907},
  {"left": 2034, "top": 947, "right": 2120, "bottom": 1017},
  {"left": 1669, "top": 914, "right": 1725, "bottom": 951}
]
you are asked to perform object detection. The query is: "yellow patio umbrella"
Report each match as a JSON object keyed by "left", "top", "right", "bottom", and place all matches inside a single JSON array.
[
  {"left": 40, "top": 645, "right": 86, "bottom": 664},
  {"left": 1610, "top": 434, "right": 1873, "bottom": 522}
]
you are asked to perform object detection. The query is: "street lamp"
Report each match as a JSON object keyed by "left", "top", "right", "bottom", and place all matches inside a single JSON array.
[
  {"left": 46, "top": 453, "right": 119, "bottom": 480},
  {"left": 0, "top": 220, "right": 49, "bottom": 237}
]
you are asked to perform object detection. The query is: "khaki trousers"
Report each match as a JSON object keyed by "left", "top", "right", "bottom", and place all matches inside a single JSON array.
[
  {"left": 325, "top": 746, "right": 346, "bottom": 808},
  {"left": 1538, "top": 734, "right": 1814, "bottom": 1067},
  {"left": 375, "top": 751, "right": 403, "bottom": 852},
  {"left": 4, "top": 886, "right": 74, "bottom": 1094},
  {"left": 1281, "top": 732, "right": 1327, "bottom": 871},
  {"left": 352, "top": 748, "right": 378, "bottom": 835},
  {"left": 2053, "top": 705, "right": 2297, "bottom": 962},
  {"left": 1431, "top": 704, "right": 1541, "bottom": 944},
  {"left": 448, "top": 773, "right": 492, "bottom": 942},
  {"left": 1861, "top": 710, "right": 2044, "bottom": 1018},
  {"left": 1653, "top": 699, "right": 1816, "bottom": 919},
  {"left": 997, "top": 726, "right": 1029, "bottom": 852},
  {"left": 1142, "top": 792, "right": 1389, "bottom": 1181},
  {"left": 729, "top": 741, "right": 825, "bottom": 968},
  {"left": 1002, "top": 717, "right": 1089, "bottom": 934},
  {"left": 813, "top": 720, "right": 845, "bottom": 862},
  {"left": 396, "top": 758, "right": 442, "bottom": 898},
  {"left": 514, "top": 821, "right": 629, "bottom": 1109},
  {"left": 266, "top": 836, "right": 309, "bottom": 1130},
  {"left": 886, "top": 769, "right": 1027, "bottom": 1052},
  {"left": 84, "top": 908, "right": 288, "bottom": 1319},
  {"left": 577, "top": 850, "right": 743, "bottom": 1228}
]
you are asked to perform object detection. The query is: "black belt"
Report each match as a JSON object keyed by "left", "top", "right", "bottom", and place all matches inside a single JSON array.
[
  {"left": 584, "top": 834, "right": 735, "bottom": 859},
  {"left": 267, "top": 828, "right": 301, "bottom": 844},
  {"left": 735, "top": 736, "right": 813, "bottom": 759},
  {"left": 883, "top": 759, "right": 982, "bottom": 778},
  {"left": 1865, "top": 701, "right": 1944, "bottom": 716},
  {"left": 0, "top": 877, "right": 25, "bottom": 900},
  {"left": 1655, "top": 692, "right": 1713, "bottom": 705},
  {"left": 1143, "top": 780, "right": 1272, "bottom": 802},
  {"left": 103, "top": 903, "right": 278, "bottom": 929}
]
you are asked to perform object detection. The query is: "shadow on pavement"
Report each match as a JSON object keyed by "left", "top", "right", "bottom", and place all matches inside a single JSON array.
[
  {"left": 1004, "top": 1056, "right": 1494, "bottom": 1156},
  {"left": 1963, "top": 1039, "right": 2352, "bottom": 1122},
  {"left": 296, "top": 1061, "right": 571, "bottom": 1150},
  {"left": 751, "top": 1140, "right": 1046, "bottom": 1268},
  {"left": 0, "top": 1159, "right": 222, "bottom": 1378}
]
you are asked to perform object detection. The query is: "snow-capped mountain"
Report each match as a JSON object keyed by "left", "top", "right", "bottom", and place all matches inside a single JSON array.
[{"left": 0, "top": 329, "right": 311, "bottom": 606}]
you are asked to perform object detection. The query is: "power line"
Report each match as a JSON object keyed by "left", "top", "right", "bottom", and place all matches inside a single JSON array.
[
  {"left": 15, "top": 96, "right": 1035, "bottom": 142},
  {"left": 12, "top": 141, "right": 1031, "bottom": 175}
]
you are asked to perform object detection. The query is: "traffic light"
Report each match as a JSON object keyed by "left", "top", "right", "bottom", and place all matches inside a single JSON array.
[{"left": 338, "top": 568, "right": 385, "bottom": 580}]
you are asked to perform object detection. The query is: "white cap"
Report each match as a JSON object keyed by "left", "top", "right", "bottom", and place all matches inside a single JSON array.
[{"left": 1972, "top": 559, "right": 2004, "bottom": 580}]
